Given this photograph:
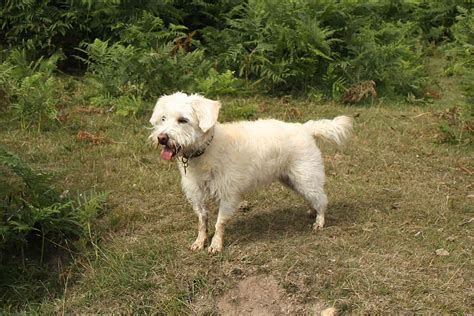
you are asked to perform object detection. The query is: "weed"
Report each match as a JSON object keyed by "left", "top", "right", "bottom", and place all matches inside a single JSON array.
[
  {"left": 437, "top": 106, "right": 473, "bottom": 145},
  {"left": 194, "top": 69, "right": 244, "bottom": 97},
  {"left": 0, "top": 144, "right": 106, "bottom": 264},
  {"left": 1, "top": 49, "right": 64, "bottom": 129}
]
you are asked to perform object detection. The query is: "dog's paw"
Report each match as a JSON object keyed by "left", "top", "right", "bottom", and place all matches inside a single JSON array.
[
  {"left": 208, "top": 238, "right": 223, "bottom": 254},
  {"left": 190, "top": 238, "right": 206, "bottom": 251},
  {"left": 313, "top": 223, "right": 323, "bottom": 231},
  {"left": 313, "top": 216, "right": 325, "bottom": 231},
  {"left": 208, "top": 245, "right": 222, "bottom": 254}
]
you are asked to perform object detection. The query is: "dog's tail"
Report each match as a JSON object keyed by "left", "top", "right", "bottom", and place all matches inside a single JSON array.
[{"left": 303, "top": 115, "right": 353, "bottom": 146}]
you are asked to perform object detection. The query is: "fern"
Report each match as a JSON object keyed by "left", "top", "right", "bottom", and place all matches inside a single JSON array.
[
  {"left": 0, "top": 144, "right": 106, "bottom": 262},
  {"left": 342, "top": 20, "right": 426, "bottom": 96},
  {"left": 204, "top": 0, "right": 333, "bottom": 93},
  {"left": 446, "top": 6, "right": 474, "bottom": 104},
  {"left": 1, "top": 49, "right": 63, "bottom": 128},
  {"left": 194, "top": 69, "right": 244, "bottom": 97}
]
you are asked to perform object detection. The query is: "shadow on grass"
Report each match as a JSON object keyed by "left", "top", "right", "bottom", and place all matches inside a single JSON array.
[
  {"left": 225, "top": 201, "right": 361, "bottom": 245},
  {"left": 0, "top": 244, "right": 71, "bottom": 313}
]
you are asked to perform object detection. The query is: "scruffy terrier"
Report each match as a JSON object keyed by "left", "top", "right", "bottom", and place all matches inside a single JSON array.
[{"left": 149, "top": 92, "right": 352, "bottom": 253}]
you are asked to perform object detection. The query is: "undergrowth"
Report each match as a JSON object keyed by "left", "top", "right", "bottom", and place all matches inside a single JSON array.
[
  {"left": 438, "top": 6, "right": 473, "bottom": 146},
  {"left": 0, "top": 144, "right": 106, "bottom": 308},
  {"left": 1, "top": 0, "right": 472, "bottom": 109}
]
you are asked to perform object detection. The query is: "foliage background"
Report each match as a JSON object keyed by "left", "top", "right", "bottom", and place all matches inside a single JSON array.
[{"left": 1, "top": 0, "right": 472, "bottom": 106}]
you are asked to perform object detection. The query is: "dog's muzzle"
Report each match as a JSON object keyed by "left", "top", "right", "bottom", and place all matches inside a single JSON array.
[{"left": 156, "top": 133, "right": 180, "bottom": 161}]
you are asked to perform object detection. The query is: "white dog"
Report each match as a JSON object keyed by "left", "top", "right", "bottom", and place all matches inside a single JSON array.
[{"left": 149, "top": 92, "right": 352, "bottom": 253}]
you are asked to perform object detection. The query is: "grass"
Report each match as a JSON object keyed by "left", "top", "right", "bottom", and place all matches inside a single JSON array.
[{"left": 0, "top": 93, "right": 472, "bottom": 313}]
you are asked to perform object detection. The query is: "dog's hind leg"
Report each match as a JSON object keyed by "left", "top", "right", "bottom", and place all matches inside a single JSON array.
[
  {"left": 284, "top": 160, "right": 328, "bottom": 230},
  {"left": 308, "top": 190, "right": 327, "bottom": 230},
  {"left": 208, "top": 197, "right": 239, "bottom": 254}
]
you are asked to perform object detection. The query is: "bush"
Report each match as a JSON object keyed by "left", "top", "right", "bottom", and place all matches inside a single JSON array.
[
  {"left": 446, "top": 6, "right": 474, "bottom": 103},
  {"left": 0, "top": 144, "right": 106, "bottom": 264},
  {"left": 203, "top": 0, "right": 333, "bottom": 93},
  {"left": 1, "top": 49, "right": 64, "bottom": 128},
  {"left": 80, "top": 35, "right": 242, "bottom": 113},
  {"left": 340, "top": 20, "right": 426, "bottom": 96},
  {"left": 437, "top": 7, "right": 474, "bottom": 146},
  {"left": 194, "top": 69, "right": 244, "bottom": 97},
  {"left": 1, "top": 0, "right": 473, "bottom": 101}
]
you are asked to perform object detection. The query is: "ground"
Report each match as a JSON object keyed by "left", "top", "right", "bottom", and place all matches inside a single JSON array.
[{"left": 0, "top": 92, "right": 472, "bottom": 313}]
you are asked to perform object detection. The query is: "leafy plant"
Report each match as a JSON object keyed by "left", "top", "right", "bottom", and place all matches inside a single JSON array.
[
  {"left": 203, "top": 0, "right": 333, "bottom": 93},
  {"left": 322, "top": 63, "right": 348, "bottom": 100},
  {"left": 445, "top": 6, "right": 474, "bottom": 104},
  {"left": 1, "top": 49, "right": 64, "bottom": 128},
  {"left": 115, "top": 95, "right": 147, "bottom": 117},
  {"left": 437, "top": 106, "right": 473, "bottom": 146},
  {"left": 78, "top": 39, "right": 139, "bottom": 98},
  {"left": 194, "top": 69, "right": 243, "bottom": 97},
  {"left": 80, "top": 36, "right": 240, "bottom": 113},
  {"left": 341, "top": 20, "right": 427, "bottom": 96},
  {"left": 0, "top": 144, "right": 106, "bottom": 264}
]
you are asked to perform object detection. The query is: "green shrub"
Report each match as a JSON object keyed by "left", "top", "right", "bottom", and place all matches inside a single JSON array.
[
  {"left": 204, "top": 0, "right": 333, "bottom": 93},
  {"left": 1, "top": 49, "right": 64, "bottom": 128},
  {"left": 2, "top": 0, "right": 472, "bottom": 101},
  {"left": 437, "top": 7, "right": 474, "bottom": 146},
  {"left": 115, "top": 95, "right": 147, "bottom": 117},
  {"left": 0, "top": 0, "right": 188, "bottom": 62},
  {"left": 80, "top": 36, "right": 243, "bottom": 112},
  {"left": 0, "top": 0, "right": 243, "bottom": 70},
  {"left": 0, "top": 144, "right": 106, "bottom": 264},
  {"left": 201, "top": 0, "right": 437, "bottom": 97},
  {"left": 194, "top": 69, "right": 244, "bottom": 97},
  {"left": 341, "top": 20, "right": 426, "bottom": 96},
  {"left": 446, "top": 6, "right": 474, "bottom": 103},
  {"left": 78, "top": 39, "right": 139, "bottom": 98},
  {"left": 411, "top": 1, "right": 468, "bottom": 43},
  {"left": 137, "top": 44, "right": 213, "bottom": 97},
  {"left": 437, "top": 106, "right": 473, "bottom": 146}
]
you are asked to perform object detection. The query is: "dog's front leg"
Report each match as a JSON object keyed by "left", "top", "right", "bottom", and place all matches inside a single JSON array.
[
  {"left": 208, "top": 198, "right": 239, "bottom": 254},
  {"left": 182, "top": 180, "right": 208, "bottom": 251},
  {"left": 190, "top": 204, "right": 208, "bottom": 251}
]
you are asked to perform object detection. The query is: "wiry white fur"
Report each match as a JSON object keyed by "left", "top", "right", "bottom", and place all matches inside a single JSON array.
[
  {"left": 304, "top": 115, "right": 353, "bottom": 146},
  {"left": 149, "top": 92, "right": 353, "bottom": 253}
]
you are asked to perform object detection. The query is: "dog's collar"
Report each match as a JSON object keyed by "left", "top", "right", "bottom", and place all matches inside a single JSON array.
[
  {"left": 183, "top": 134, "right": 214, "bottom": 160},
  {"left": 179, "top": 134, "right": 214, "bottom": 173}
]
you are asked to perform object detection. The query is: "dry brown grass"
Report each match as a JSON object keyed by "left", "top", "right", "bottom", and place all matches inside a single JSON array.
[{"left": 1, "top": 97, "right": 472, "bottom": 314}]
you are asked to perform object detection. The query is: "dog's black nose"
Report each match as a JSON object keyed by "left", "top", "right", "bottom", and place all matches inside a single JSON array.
[{"left": 158, "top": 133, "right": 169, "bottom": 145}]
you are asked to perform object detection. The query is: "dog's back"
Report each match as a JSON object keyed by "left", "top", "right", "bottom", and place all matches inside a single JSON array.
[{"left": 199, "top": 117, "right": 352, "bottom": 195}]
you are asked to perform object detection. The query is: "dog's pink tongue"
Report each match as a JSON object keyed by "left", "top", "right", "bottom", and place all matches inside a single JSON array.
[{"left": 160, "top": 147, "right": 174, "bottom": 161}]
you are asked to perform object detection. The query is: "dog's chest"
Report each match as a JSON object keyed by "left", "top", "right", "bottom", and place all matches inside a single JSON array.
[{"left": 180, "top": 160, "right": 220, "bottom": 197}]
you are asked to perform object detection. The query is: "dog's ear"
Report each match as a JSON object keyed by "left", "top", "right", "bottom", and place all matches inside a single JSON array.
[{"left": 191, "top": 95, "right": 221, "bottom": 132}]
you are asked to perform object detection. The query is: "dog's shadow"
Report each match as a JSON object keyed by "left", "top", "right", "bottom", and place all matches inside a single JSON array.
[{"left": 225, "top": 201, "right": 359, "bottom": 245}]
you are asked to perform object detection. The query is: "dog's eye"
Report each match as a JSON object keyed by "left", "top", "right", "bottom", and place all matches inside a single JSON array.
[
  {"left": 177, "top": 117, "right": 188, "bottom": 124},
  {"left": 161, "top": 116, "right": 166, "bottom": 122}
]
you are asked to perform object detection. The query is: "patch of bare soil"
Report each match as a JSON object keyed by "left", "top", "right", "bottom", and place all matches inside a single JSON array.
[{"left": 217, "top": 275, "right": 335, "bottom": 315}]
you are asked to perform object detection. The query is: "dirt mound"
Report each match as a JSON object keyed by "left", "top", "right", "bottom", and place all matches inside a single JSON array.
[{"left": 217, "top": 275, "right": 335, "bottom": 315}]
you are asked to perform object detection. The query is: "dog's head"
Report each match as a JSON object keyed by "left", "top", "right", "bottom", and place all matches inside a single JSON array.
[{"left": 149, "top": 92, "right": 221, "bottom": 160}]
